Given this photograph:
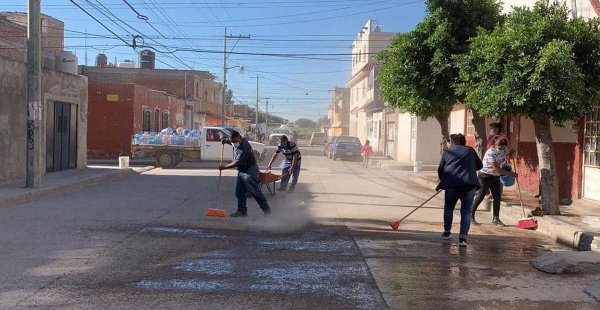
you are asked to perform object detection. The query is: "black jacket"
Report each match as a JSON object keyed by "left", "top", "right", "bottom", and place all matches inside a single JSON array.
[{"left": 436, "top": 145, "right": 482, "bottom": 191}]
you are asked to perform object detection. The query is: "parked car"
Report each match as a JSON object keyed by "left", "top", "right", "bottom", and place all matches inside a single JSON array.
[
  {"left": 310, "top": 132, "right": 327, "bottom": 146},
  {"left": 327, "top": 136, "right": 362, "bottom": 161}
]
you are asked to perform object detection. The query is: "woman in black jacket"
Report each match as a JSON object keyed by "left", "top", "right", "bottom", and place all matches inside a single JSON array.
[{"left": 437, "top": 134, "right": 482, "bottom": 247}]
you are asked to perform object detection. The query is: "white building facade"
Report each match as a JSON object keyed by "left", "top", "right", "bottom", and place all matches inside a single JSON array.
[{"left": 347, "top": 20, "right": 395, "bottom": 155}]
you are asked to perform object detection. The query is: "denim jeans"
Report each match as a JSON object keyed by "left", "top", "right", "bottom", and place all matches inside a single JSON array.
[
  {"left": 279, "top": 160, "right": 301, "bottom": 191},
  {"left": 472, "top": 172, "right": 503, "bottom": 217},
  {"left": 444, "top": 186, "right": 477, "bottom": 239},
  {"left": 235, "top": 164, "right": 270, "bottom": 214}
]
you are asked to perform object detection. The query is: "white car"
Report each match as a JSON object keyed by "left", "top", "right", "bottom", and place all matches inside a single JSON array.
[{"left": 269, "top": 128, "right": 291, "bottom": 146}]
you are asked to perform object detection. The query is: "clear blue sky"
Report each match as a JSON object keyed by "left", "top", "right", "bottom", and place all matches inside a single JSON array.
[{"left": 2, "top": 0, "right": 426, "bottom": 121}]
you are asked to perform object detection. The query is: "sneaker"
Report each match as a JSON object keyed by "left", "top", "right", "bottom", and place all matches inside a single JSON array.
[
  {"left": 470, "top": 215, "right": 479, "bottom": 225},
  {"left": 276, "top": 187, "right": 287, "bottom": 192},
  {"left": 492, "top": 217, "right": 506, "bottom": 227},
  {"left": 458, "top": 238, "right": 468, "bottom": 247},
  {"left": 441, "top": 231, "right": 451, "bottom": 240},
  {"left": 262, "top": 207, "right": 271, "bottom": 215},
  {"left": 230, "top": 211, "right": 247, "bottom": 218}
]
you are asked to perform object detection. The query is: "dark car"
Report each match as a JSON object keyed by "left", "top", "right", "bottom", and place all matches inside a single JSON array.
[{"left": 327, "top": 136, "right": 362, "bottom": 161}]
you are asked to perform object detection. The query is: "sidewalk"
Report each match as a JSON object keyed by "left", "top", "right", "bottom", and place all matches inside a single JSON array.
[
  {"left": 369, "top": 157, "right": 437, "bottom": 171},
  {"left": 0, "top": 165, "right": 154, "bottom": 209},
  {"left": 411, "top": 171, "right": 600, "bottom": 252}
]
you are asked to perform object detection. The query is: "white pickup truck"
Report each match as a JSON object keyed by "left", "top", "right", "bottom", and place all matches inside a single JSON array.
[{"left": 132, "top": 126, "right": 267, "bottom": 168}]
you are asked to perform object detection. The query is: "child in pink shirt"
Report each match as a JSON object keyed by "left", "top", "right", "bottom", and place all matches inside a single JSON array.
[{"left": 361, "top": 140, "right": 374, "bottom": 168}]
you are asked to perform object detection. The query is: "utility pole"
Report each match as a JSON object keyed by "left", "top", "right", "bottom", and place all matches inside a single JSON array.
[
  {"left": 255, "top": 75, "right": 259, "bottom": 129},
  {"left": 222, "top": 27, "right": 250, "bottom": 126},
  {"left": 222, "top": 27, "right": 227, "bottom": 126},
  {"left": 265, "top": 98, "right": 269, "bottom": 133},
  {"left": 26, "top": 0, "right": 42, "bottom": 188}
]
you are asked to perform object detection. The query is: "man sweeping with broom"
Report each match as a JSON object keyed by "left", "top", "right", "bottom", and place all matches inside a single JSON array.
[{"left": 220, "top": 131, "right": 271, "bottom": 217}]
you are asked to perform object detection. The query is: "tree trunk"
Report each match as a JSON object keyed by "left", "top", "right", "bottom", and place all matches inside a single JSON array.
[
  {"left": 471, "top": 110, "right": 487, "bottom": 158},
  {"left": 533, "top": 117, "right": 561, "bottom": 215},
  {"left": 435, "top": 111, "right": 450, "bottom": 154}
]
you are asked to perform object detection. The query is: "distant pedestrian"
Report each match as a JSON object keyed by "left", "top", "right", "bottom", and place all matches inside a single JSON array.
[
  {"left": 220, "top": 131, "right": 271, "bottom": 217},
  {"left": 361, "top": 140, "right": 374, "bottom": 168},
  {"left": 471, "top": 136, "right": 518, "bottom": 226},
  {"left": 437, "top": 134, "right": 482, "bottom": 247},
  {"left": 267, "top": 135, "right": 301, "bottom": 193}
]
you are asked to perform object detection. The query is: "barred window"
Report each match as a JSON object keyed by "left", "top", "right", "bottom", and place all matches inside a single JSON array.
[{"left": 584, "top": 105, "right": 600, "bottom": 167}]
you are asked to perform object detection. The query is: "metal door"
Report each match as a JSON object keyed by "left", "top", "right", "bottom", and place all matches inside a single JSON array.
[
  {"left": 584, "top": 104, "right": 600, "bottom": 201},
  {"left": 46, "top": 102, "right": 77, "bottom": 172}
]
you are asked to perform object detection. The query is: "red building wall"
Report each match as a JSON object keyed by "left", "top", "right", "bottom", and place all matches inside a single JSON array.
[
  {"left": 87, "top": 82, "right": 135, "bottom": 159},
  {"left": 132, "top": 85, "right": 186, "bottom": 133},
  {"left": 87, "top": 82, "right": 187, "bottom": 159},
  {"left": 516, "top": 141, "right": 582, "bottom": 200}
]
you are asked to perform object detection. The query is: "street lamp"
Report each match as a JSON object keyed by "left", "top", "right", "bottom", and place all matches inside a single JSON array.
[{"left": 221, "top": 65, "right": 244, "bottom": 126}]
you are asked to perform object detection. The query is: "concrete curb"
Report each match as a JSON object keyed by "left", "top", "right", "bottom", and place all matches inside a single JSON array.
[
  {"left": 409, "top": 173, "right": 599, "bottom": 252},
  {"left": 0, "top": 166, "right": 154, "bottom": 209}
]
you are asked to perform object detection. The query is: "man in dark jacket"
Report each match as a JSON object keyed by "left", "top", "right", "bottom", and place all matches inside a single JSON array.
[
  {"left": 437, "top": 133, "right": 482, "bottom": 247},
  {"left": 220, "top": 131, "right": 271, "bottom": 217}
]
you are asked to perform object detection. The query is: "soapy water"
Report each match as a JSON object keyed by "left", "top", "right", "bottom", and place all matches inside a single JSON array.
[{"left": 140, "top": 226, "right": 228, "bottom": 238}]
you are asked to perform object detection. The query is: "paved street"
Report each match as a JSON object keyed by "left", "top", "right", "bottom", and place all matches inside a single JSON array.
[{"left": 1, "top": 148, "right": 598, "bottom": 309}]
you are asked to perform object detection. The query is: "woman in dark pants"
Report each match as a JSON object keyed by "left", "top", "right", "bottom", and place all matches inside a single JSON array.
[
  {"left": 437, "top": 134, "right": 482, "bottom": 247},
  {"left": 471, "top": 136, "right": 518, "bottom": 226}
]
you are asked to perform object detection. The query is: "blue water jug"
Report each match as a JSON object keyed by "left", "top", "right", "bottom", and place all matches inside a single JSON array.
[{"left": 500, "top": 165, "right": 515, "bottom": 186}]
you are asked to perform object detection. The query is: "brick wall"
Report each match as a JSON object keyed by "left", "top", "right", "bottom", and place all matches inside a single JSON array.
[
  {"left": 87, "top": 82, "right": 135, "bottom": 159},
  {"left": 87, "top": 81, "right": 188, "bottom": 159},
  {"left": 516, "top": 141, "right": 582, "bottom": 200},
  {"left": 0, "top": 17, "right": 26, "bottom": 62}
]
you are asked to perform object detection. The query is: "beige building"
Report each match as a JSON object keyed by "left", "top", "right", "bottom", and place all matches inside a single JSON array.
[
  {"left": 347, "top": 20, "right": 395, "bottom": 155},
  {"left": 503, "top": 0, "right": 597, "bottom": 19},
  {"left": 326, "top": 87, "right": 350, "bottom": 137}
]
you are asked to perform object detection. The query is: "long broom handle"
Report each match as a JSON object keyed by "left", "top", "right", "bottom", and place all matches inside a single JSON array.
[
  {"left": 216, "top": 144, "right": 224, "bottom": 209},
  {"left": 512, "top": 158, "right": 526, "bottom": 218},
  {"left": 397, "top": 190, "right": 442, "bottom": 223}
]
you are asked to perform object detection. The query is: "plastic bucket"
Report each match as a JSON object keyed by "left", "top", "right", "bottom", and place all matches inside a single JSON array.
[{"left": 118, "top": 156, "right": 130, "bottom": 169}]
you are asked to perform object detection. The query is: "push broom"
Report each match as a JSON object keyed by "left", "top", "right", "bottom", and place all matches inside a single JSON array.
[
  {"left": 513, "top": 158, "right": 538, "bottom": 230},
  {"left": 390, "top": 190, "right": 443, "bottom": 230},
  {"left": 205, "top": 144, "right": 227, "bottom": 217}
]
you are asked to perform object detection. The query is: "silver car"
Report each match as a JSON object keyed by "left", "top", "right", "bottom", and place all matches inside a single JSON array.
[{"left": 310, "top": 132, "right": 327, "bottom": 146}]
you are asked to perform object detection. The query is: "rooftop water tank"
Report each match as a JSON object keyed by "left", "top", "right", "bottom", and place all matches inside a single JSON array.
[
  {"left": 139, "top": 49, "right": 155, "bottom": 69},
  {"left": 55, "top": 51, "right": 78, "bottom": 74},
  {"left": 95, "top": 53, "right": 107, "bottom": 67}
]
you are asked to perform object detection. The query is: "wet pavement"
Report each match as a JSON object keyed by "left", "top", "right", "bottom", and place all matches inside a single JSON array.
[{"left": 1, "top": 147, "right": 599, "bottom": 309}]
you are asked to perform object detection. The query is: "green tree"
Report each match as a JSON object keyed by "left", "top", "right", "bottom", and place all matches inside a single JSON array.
[
  {"left": 295, "top": 118, "right": 319, "bottom": 128},
  {"left": 378, "top": 0, "right": 502, "bottom": 155},
  {"left": 457, "top": 0, "right": 600, "bottom": 214}
]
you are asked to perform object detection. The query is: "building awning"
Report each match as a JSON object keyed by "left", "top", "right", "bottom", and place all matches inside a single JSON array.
[{"left": 360, "top": 100, "right": 384, "bottom": 112}]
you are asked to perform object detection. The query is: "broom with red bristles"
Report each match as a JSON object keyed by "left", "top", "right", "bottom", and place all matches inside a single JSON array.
[{"left": 513, "top": 158, "right": 538, "bottom": 230}]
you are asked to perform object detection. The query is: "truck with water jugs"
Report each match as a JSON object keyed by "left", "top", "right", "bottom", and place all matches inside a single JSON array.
[{"left": 131, "top": 127, "right": 267, "bottom": 168}]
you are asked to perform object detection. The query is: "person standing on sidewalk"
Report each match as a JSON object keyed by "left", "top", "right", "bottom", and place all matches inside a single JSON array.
[
  {"left": 220, "top": 131, "right": 271, "bottom": 217},
  {"left": 471, "top": 136, "right": 518, "bottom": 226},
  {"left": 267, "top": 135, "right": 301, "bottom": 193},
  {"left": 437, "top": 134, "right": 482, "bottom": 247},
  {"left": 361, "top": 140, "right": 374, "bottom": 168}
]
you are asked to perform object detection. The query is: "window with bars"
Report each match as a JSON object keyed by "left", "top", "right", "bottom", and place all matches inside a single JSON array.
[
  {"left": 154, "top": 109, "right": 160, "bottom": 132},
  {"left": 161, "top": 112, "right": 169, "bottom": 129},
  {"left": 466, "top": 110, "right": 475, "bottom": 136},
  {"left": 142, "top": 110, "right": 151, "bottom": 132},
  {"left": 584, "top": 105, "right": 600, "bottom": 167}
]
